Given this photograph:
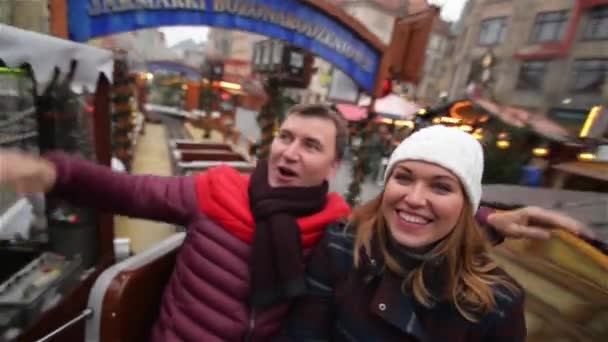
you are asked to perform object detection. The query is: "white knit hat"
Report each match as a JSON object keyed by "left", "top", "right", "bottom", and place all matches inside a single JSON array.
[{"left": 383, "top": 125, "right": 484, "bottom": 213}]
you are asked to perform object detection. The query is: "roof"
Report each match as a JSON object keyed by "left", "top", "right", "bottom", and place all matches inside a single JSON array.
[
  {"left": 433, "top": 16, "right": 452, "bottom": 36},
  {"left": 468, "top": 87, "right": 571, "bottom": 141},
  {"left": 0, "top": 24, "right": 113, "bottom": 93},
  {"left": 552, "top": 162, "right": 608, "bottom": 183},
  {"left": 330, "top": 0, "right": 410, "bottom": 14}
]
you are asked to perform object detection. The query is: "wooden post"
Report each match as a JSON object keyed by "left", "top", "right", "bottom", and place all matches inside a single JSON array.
[
  {"left": 49, "top": 0, "right": 69, "bottom": 39},
  {"left": 92, "top": 74, "right": 115, "bottom": 262},
  {"left": 257, "top": 77, "right": 281, "bottom": 159}
]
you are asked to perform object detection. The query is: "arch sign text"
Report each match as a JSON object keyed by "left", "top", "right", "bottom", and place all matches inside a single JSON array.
[{"left": 68, "top": 0, "right": 383, "bottom": 93}]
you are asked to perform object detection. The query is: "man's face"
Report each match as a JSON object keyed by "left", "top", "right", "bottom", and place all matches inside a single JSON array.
[{"left": 267, "top": 114, "right": 339, "bottom": 187}]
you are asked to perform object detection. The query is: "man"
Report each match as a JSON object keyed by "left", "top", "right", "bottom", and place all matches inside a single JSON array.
[{"left": 0, "top": 104, "right": 590, "bottom": 341}]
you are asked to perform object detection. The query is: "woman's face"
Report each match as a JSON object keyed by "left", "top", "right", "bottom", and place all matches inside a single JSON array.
[{"left": 381, "top": 160, "right": 465, "bottom": 250}]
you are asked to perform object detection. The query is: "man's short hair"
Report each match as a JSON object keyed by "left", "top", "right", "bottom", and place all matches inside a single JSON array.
[{"left": 285, "top": 104, "right": 348, "bottom": 160}]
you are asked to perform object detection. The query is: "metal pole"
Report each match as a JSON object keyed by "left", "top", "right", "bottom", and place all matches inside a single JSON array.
[{"left": 35, "top": 308, "right": 93, "bottom": 342}]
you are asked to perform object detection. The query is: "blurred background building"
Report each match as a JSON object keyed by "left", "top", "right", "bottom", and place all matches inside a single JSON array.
[
  {"left": 449, "top": 0, "right": 608, "bottom": 132},
  {"left": 0, "top": 0, "right": 49, "bottom": 33}
]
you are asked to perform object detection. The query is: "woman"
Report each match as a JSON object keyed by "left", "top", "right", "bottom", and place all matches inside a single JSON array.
[{"left": 280, "top": 125, "right": 526, "bottom": 341}]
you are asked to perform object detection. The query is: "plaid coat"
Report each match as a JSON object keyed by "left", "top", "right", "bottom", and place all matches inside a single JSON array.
[{"left": 278, "top": 224, "right": 526, "bottom": 342}]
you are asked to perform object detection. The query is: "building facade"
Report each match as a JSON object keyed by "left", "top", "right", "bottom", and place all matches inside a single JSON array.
[
  {"left": 415, "top": 17, "right": 454, "bottom": 105},
  {"left": 205, "top": 28, "right": 265, "bottom": 61},
  {"left": 449, "top": 0, "right": 608, "bottom": 131},
  {"left": 291, "top": 0, "right": 416, "bottom": 104},
  {"left": 0, "top": 0, "right": 49, "bottom": 33},
  {"left": 171, "top": 39, "right": 206, "bottom": 69},
  {"left": 89, "top": 29, "right": 178, "bottom": 70}
]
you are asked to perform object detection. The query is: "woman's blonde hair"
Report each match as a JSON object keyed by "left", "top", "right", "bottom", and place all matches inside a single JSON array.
[{"left": 352, "top": 191, "right": 519, "bottom": 322}]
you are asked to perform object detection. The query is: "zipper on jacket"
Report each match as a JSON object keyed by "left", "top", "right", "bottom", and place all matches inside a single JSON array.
[{"left": 244, "top": 308, "right": 256, "bottom": 342}]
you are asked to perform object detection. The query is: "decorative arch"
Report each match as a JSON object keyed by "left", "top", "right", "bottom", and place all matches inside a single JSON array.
[{"left": 52, "top": 0, "right": 388, "bottom": 94}]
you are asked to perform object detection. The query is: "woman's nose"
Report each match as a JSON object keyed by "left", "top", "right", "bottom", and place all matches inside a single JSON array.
[{"left": 403, "top": 183, "right": 427, "bottom": 207}]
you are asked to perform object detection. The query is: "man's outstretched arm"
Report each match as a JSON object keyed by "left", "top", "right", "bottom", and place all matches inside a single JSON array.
[{"left": 0, "top": 149, "right": 197, "bottom": 226}]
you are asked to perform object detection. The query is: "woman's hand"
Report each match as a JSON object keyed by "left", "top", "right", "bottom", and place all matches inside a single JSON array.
[{"left": 488, "top": 206, "right": 595, "bottom": 240}]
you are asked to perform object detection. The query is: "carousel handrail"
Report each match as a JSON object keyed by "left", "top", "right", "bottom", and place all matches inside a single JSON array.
[{"left": 85, "top": 232, "right": 186, "bottom": 342}]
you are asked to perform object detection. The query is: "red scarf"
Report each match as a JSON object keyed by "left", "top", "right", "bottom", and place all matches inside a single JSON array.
[{"left": 195, "top": 165, "right": 351, "bottom": 248}]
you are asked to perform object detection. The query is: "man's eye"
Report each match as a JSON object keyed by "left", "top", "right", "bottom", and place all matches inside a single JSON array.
[{"left": 306, "top": 142, "right": 321, "bottom": 151}]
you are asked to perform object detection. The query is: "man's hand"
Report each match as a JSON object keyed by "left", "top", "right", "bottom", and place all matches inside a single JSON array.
[
  {"left": 0, "top": 150, "right": 57, "bottom": 194},
  {"left": 487, "top": 206, "right": 595, "bottom": 240}
]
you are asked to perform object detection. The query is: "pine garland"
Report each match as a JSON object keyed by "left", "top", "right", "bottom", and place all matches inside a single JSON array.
[
  {"left": 257, "top": 77, "right": 282, "bottom": 159},
  {"left": 346, "top": 116, "right": 376, "bottom": 206},
  {"left": 111, "top": 59, "right": 136, "bottom": 170}
]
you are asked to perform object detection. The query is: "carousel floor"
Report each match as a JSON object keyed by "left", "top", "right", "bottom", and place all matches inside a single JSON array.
[{"left": 114, "top": 122, "right": 177, "bottom": 254}]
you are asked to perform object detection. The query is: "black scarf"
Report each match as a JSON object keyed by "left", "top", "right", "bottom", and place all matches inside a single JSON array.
[
  {"left": 248, "top": 160, "right": 328, "bottom": 309},
  {"left": 361, "top": 232, "right": 449, "bottom": 303}
]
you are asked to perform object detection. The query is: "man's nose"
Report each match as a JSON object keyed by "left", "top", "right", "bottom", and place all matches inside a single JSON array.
[{"left": 282, "top": 142, "right": 300, "bottom": 161}]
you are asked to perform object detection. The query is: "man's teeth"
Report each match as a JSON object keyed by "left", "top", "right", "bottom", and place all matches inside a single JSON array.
[{"left": 398, "top": 212, "right": 429, "bottom": 224}]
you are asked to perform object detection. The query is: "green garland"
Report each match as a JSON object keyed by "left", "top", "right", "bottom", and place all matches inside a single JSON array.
[
  {"left": 256, "top": 77, "right": 294, "bottom": 159},
  {"left": 111, "top": 59, "right": 135, "bottom": 170},
  {"left": 345, "top": 117, "right": 376, "bottom": 206}
]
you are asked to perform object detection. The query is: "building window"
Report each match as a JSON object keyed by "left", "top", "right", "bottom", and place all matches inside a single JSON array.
[
  {"left": 479, "top": 17, "right": 507, "bottom": 45},
  {"left": 429, "top": 35, "right": 440, "bottom": 50},
  {"left": 517, "top": 60, "right": 549, "bottom": 90},
  {"left": 530, "top": 11, "right": 569, "bottom": 43},
  {"left": 584, "top": 6, "right": 608, "bottom": 40},
  {"left": 570, "top": 59, "right": 608, "bottom": 93},
  {"left": 548, "top": 108, "right": 589, "bottom": 135}
]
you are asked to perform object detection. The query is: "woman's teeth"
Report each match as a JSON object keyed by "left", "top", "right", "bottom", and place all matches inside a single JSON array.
[{"left": 398, "top": 212, "right": 430, "bottom": 224}]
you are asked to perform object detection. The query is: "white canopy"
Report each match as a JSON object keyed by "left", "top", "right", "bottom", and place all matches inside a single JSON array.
[
  {"left": 358, "top": 94, "right": 421, "bottom": 119},
  {"left": 0, "top": 24, "right": 114, "bottom": 94}
]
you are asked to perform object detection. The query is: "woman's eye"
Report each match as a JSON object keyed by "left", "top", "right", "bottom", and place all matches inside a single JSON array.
[
  {"left": 433, "top": 183, "right": 452, "bottom": 194},
  {"left": 394, "top": 174, "right": 412, "bottom": 183}
]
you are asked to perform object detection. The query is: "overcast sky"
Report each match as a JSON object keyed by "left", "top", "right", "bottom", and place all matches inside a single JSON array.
[{"left": 159, "top": 0, "right": 467, "bottom": 47}]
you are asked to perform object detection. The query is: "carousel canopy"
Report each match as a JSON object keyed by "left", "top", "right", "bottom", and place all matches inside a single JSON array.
[{"left": 0, "top": 24, "right": 114, "bottom": 94}]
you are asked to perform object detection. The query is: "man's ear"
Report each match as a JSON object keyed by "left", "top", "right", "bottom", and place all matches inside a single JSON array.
[{"left": 328, "top": 159, "right": 341, "bottom": 179}]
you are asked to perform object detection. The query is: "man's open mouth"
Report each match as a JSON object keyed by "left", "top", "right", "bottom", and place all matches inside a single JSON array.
[{"left": 278, "top": 166, "right": 298, "bottom": 178}]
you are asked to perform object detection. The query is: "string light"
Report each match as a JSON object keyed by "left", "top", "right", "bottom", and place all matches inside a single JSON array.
[
  {"left": 496, "top": 132, "right": 510, "bottom": 149},
  {"left": 579, "top": 105, "right": 602, "bottom": 138},
  {"left": 496, "top": 140, "right": 510, "bottom": 149},
  {"left": 472, "top": 128, "right": 484, "bottom": 140},
  {"left": 459, "top": 125, "right": 474, "bottom": 132},
  {"left": 578, "top": 152, "right": 596, "bottom": 161},
  {"left": 532, "top": 147, "right": 549, "bottom": 157}
]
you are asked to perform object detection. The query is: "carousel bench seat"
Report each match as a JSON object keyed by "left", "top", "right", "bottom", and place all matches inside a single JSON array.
[
  {"left": 169, "top": 139, "right": 233, "bottom": 151},
  {"left": 174, "top": 149, "right": 247, "bottom": 162},
  {"left": 85, "top": 233, "right": 186, "bottom": 342},
  {"left": 178, "top": 160, "right": 256, "bottom": 174}
]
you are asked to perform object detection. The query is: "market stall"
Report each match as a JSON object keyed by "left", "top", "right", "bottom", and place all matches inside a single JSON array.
[{"left": 0, "top": 24, "right": 114, "bottom": 341}]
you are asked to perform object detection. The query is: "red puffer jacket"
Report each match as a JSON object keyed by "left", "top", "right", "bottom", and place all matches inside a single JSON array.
[{"left": 47, "top": 153, "right": 351, "bottom": 341}]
